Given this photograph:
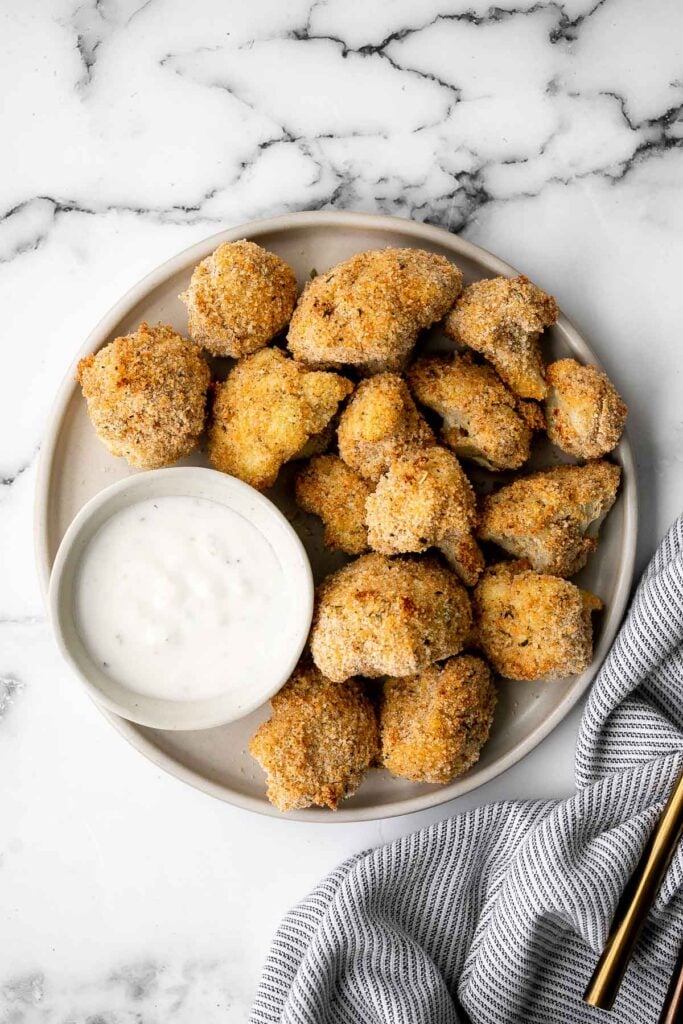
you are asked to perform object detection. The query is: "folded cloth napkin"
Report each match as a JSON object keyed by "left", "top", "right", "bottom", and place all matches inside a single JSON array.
[{"left": 250, "top": 518, "right": 683, "bottom": 1024}]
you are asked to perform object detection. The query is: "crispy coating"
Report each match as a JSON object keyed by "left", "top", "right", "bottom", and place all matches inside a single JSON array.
[
  {"left": 310, "top": 553, "right": 472, "bottom": 682},
  {"left": 444, "top": 275, "right": 558, "bottom": 400},
  {"left": 473, "top": 561, "right": 602, "bottom": 681},
  {"left": 337, "top": 373, "right": 435, "bottom": 483},
  {"left": 288, "top": 248, "right": 463, "bottom": 373},
  {"left": 76, "top": 322, "right": 210, "bottom": 469},
  {"left": 296, "top": 423, "right": 335, "bottom": 460},
  {"left": 380, "top": 655, "right": 497, "bottom": 783},
  {"left": 208, "top": 348, "right": 353, "bottom": 490},
  {"left": 479, "top": 461, "right": 621, "bottom": 577},
  {"left": 546, "top": 358, "right": 627, "bottom": 459},
  {"left": 180, "top": 240, "right": 298, "bottom": 357},
  {"left": 249, "top": 663, "right": 379, "bottom": 812},
  {"left": 295, "top": 454, "right": 371, "bottom": 555},
  {"left": 407, "top": 354, "right": 534, "bottom": 471},
  {"left": 517, "top": 399, "right": 546, "bottom": 433},
  {"left": 366, "top": 447, "right": 484, "bottom": 586}
]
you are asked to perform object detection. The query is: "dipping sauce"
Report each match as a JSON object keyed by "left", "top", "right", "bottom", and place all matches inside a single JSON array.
[{"left": 74, "top": 495, "right": 288, "bottom": 704}]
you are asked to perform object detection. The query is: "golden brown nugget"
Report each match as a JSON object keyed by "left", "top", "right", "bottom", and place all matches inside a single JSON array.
[
  {"left": 76, "top": 322, "right": 210, "bottom": 469},
  {"left": 545, "top": 358, "right": 627, "bottom": 459},
  {"left": 479, "top": 461, "right": 621, "bottom": 577},
  {"left": 249, "top": 663, "right": 379, "bottom": 812},
  {"left": 288, "top": 247, "right": 463, "bottom": 374},
  {"left": 337, "top": 373, "right": 435, "bottom": 483},
  {"left": 473, "top": 561, "right": 602, "bottom": 681},
  {"left": 366, "top": 447, "right": 484, "bottom": 586},
  {"left": 180, "top": 240, "right": 298, "bottom": 357},
  {"left": 407, "top": 354, "right": 535, "bottom": 471},
  {"left": 208, "top": 348, "right": 352, "bottom": 490},
  {"left": 295, "top": 423, "right": 335, "bottom": 460},
  {"left": 444, "top": 275, "right": 558, "bottom": 400},
  {"left": 310, "top": 553, "right": 472, "bottom": 683},
  {"left": 295, "top": 454, "right": 371, "bottom": 555},
  {"left": 380, "top": 655, "right": 497, "bottom": 783}
]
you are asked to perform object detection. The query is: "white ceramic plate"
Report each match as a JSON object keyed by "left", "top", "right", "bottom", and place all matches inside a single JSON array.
[{"left": 35, "top": 211, "right": 637, "bottom": 822}]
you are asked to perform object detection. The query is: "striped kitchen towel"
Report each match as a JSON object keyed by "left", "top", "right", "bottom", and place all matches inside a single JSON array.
[{"left": 250, "top": 518, "right": 683, "bottom": 1024}]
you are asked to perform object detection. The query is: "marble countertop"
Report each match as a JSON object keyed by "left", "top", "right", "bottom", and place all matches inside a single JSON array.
[{"left": 2, "top": 0, "right": 683, "bottom": 1019}]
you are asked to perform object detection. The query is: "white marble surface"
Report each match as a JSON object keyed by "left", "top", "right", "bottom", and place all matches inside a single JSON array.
[{"left": 2, "top": 0, "right": 683, "bottom": 1018}]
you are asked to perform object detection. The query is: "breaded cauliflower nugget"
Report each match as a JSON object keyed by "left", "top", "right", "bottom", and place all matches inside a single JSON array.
[
  {"left": 295, "top": 423, "right": 335, "bottom": 460},
  {"left": 545, "top": 358, "right": 627, "bottom": 459},
  {"left": 288, "top": 248, "right": 463, "bottom": 374},
  {"left": 310, "top": 553, "right": 472, "bottom": 682},
  {"left": 337, "top": 373, "right": 435, "bottom": 483},
  {"left": 479, "top": 461, "right": 620, "bottom": 577},
  {"left": 473, "top": 561, "right": 602, "bottom": 681},
  {"left": 366, "top": 447, "right": 484, "bottom": 586},
  {"left": 444, "top": 275, "right": 558, "bottom": 400},
  {"left": 180, "top": 240, "right": 298, "bottom": 357},
  {"left": 295, "top": 454, "right": 371, "bottom": 555},
  {"left": 249, "top": 663, "right": 379, "bottom": 812},
  {"left": 208, "top": 348, "right": 352, "bottom": 490},
  {"left": 380, "top": 655, "right": 497, "bottom": 783},
  {"left": 76, "top": 322, "right": 210, "bottom": 469},
  {"left": 407, "top": 354, "right": 535, "bottom": 471}
]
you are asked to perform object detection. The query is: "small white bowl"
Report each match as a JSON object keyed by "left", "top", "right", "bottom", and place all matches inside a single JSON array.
[{"left": 48, "top": 467, "right": 314, "bottom": 731}]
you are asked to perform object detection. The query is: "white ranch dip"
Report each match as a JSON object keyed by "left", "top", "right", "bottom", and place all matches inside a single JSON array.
[{"left": 74, "top": 495, "right": 286, "bottom": 703}]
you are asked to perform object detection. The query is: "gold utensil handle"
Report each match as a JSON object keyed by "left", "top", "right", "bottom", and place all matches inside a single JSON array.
[{"left": 584, "top": 764, "right": 683, "bottom": 1010}]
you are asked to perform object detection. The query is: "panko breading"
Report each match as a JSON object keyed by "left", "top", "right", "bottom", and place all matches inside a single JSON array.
[
  {"left": 366, "top": 447, "right": 484, "bottom": 586},
  {"left": 249, "top": 663, "right": 379, "bottom": 812},
  {"left": 76, "top": 322, "right": 210, "bottom": 469},
  {"left": 337, "top": 373, "right": 435, "bottom": 483},
  {"left": 517, "top": 399, "right": 546, "bottom": 434},
  {"left": 546, "top": 358, "right": 627, "bottom": 459},
  {"left": 180, "top": 240, "right": 298, "bottom": 357},
  {"left": 479, "top": 461, "right": 621, "bottom": 577},
  {"left": 310, "top": 553, "right": 472, "bottom": 683},
  {"left": 295, "top": 454, "right": 371, "bottom": 555},
  {"left": 380, "top": 655, "right": 497, "bottom": 783},
  {"left": 296, "top": 423, "right": 335, "bottom": 460},
  {"left": 473, "top": 561, "right": 602, "bottom": 681},
  {"left": 444, "top": 275, "right": 558, "bottom": 400},
  {"left": 208, "top": 348, "right": 352, "bottom": 490},
  {"left": 288, "top": 248, "right": 463, "bottom": 374},
  {"left": 407, "top": 354, "right": 535, "bottom": 471}
]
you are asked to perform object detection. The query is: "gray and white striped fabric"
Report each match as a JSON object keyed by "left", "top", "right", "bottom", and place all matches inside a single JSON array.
[{"left": 251, "top": 518, "right": 683, "bottom": 1024}]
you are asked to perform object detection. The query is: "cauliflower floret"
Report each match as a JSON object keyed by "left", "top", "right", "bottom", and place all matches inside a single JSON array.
[
  {"left": 76, "top": 322, "right": 210, "bottom": 469},
  {"left": 180, "top": 240, "right": 298, "bottom": 357},
  {"left": 249, "top": 662, "right": 379, "bottom": 812},
  {"left": 366, "top": 447, "right": 484, "bottom": 586},
  {"left": 208, "top": 348, "right": 352, "bottom": 490},
  {"left": 380, "top": 655, "right": 497, "bottom": 783},
  {"left": 310, "top": 553, "right": 472, "bottom": 682},
  {"left": 473, "top": 561, "right": 602, "bottom": 681},
  {"left": 545, "top": 358, "right": 627, "bottom": 459},
  {"left": 444, "top": 275, "right": 558, "bottom": 400},
  {"left": 295, "top": 454, "right": 371, "bottom": 555},
  {"left": 407, "top": 354, "right": 536, "bottom": 471},
  {"left": 337, "top": 373, "right": 435, "bottom": 483},
  {"left": 288, "top": 248, "right": 463, "bottom": 374},
  {"left": 479, "top": 461, "right": 621, "bottom": 577}
]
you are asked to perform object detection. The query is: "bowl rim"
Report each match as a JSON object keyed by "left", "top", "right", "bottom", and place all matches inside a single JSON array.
[
  {"left": 47, "top": 466, "right": 314, "bottom": 731},
  {"left": 34, "top": 209, "right": 638, "bottom": 822}
]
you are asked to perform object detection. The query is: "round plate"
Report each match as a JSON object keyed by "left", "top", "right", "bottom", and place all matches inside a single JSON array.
[{"left": 35, "top": 211, "right": 637, "bottom": 822}]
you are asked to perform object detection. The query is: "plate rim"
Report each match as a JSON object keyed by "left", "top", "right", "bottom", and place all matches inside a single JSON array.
[{"left": 34, "top": 209, "right": 638, "bottom": 823}]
